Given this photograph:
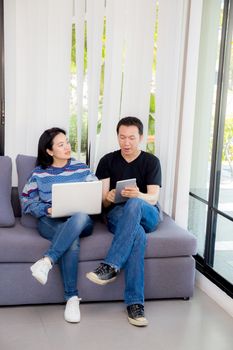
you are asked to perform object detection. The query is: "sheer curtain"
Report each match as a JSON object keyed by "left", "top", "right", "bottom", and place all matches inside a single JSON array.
[
  {"left": 4, "top": 0, "right": 73, "bottom": 183},
  {"left": 74, "top": 0, "right": 157, "bottom": 171},
  {"left": 155, "top": 0, "right": 190, "bottom": 216},
  {"left": 97, "top": 0, "right": 156, "bottom": 169},
  {"left": 155, "top": 0, "right": 203, "bottom": 220}
]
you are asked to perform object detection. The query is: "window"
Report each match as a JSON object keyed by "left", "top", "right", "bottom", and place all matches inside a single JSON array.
[{"left": 188, "top": 0, "right": 233, "bottom": 297}]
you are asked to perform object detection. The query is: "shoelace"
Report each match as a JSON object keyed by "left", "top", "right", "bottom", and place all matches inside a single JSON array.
[
  {"left": 129, "top": 304, "right": 145, "bottom": 318},
  {"left": 95, "top": 263, "right": 112, "bottom": 275},
  {"left": 66, "top": 297, "right": 82, "bottom": 309}
]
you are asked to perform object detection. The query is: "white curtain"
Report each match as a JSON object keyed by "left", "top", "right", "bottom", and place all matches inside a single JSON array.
[
  {"left": 172, "top": 0, "right": 204, "bottom": 226},
  {"left": 97, "top": 0, "right": 156, "bottom": 169},
  {"left": 4, "top": 0, "right": 73, "bottom": 183},
  {"left": 74, "top": 0, "right": 157, "bottom": 171},
  {"left": 154, "top": 0, "right": 207, "bottom": 225},
  {"left": 155, "top": 0, "right": 191, "bottom": 216}
]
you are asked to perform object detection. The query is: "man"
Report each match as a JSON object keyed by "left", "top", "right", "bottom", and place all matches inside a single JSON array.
[{"left": 86, "top": 116, "right": 162, "bottom": 326}]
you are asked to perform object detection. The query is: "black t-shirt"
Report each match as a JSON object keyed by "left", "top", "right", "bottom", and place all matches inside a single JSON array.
[{"left": 96, "top": 150, "right": 162, "bottom": 194}]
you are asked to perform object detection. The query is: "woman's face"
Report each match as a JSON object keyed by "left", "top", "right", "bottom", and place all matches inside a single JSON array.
[{"left": 46, "top": 132, "right": 71, "bottom": 163}]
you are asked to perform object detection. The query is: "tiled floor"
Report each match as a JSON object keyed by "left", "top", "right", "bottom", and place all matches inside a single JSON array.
[{"left": 0, "top": 287, "right": 232, "bottom": 350}]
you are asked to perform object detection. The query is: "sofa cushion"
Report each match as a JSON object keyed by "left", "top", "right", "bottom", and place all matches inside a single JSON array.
[
  {"left": 0, "top": 215, "right": 197, "bottom": 263},
  {"left": 16, "top": 154, "right": 37, "bottom": 228},
  {"left": 0, "top": 156, "right": 15, "bottom": 227}
]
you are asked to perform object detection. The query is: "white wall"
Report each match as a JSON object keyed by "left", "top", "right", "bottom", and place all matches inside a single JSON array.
[{"left": 195, "top": 271, "right": 233, "bottom": 318}]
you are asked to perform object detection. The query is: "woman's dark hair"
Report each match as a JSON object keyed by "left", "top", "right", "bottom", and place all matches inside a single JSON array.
[
  {"left": 116, "top": 116, "right": 143, "bottom": 135},
  {"left": 36, "top": 127, "right": 66, "bottom": 169}
]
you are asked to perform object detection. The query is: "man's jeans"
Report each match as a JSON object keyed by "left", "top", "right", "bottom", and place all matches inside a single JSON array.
[
  {"left": 38, "top": 213, "right": 93, "bottom": 300},
  {"left": 105, "top": 198, "right": 160, "bottom": 306}
]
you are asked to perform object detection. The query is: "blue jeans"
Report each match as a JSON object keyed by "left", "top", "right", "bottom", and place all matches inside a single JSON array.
[
  {"left": 37, "top": 213, "right": 93, "bottom": 301},
  {"left": 105, "top": 198, "right": 160, "bottom": 306}
]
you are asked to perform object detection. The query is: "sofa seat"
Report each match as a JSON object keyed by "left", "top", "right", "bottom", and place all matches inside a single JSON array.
[{"left": 0, "top": 214, "right": 196, "bottom": 263}]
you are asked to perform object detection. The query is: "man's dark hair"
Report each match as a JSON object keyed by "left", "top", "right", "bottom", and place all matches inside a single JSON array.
[
  {"left": 116, "top": 116, "right": 143, "bottom": 135},
  {"left": 36, "top": 127, "right": 66, "bottom": 169}
]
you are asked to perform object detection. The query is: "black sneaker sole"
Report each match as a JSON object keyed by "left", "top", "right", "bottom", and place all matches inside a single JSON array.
[{"left": 86, "top": 272, "right": 117, "bottom": 285}]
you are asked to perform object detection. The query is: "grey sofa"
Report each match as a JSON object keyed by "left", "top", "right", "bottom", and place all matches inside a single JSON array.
[{"left": 0, "top": 155, "right": 197, "bottom": 305}]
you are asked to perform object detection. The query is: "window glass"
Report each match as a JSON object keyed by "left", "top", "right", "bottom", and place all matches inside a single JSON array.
[
  {"left": 188, "top": 197, "right": 208, "bottom": 257},
  {"left": 190, "top": 0, "right": 223, "bottom": 201},
  {"left": 213, "top": 214, "right": 233, "bottom": 284},
  {"left": 218, "top": 28, "right": 233, "bottom": 219}
]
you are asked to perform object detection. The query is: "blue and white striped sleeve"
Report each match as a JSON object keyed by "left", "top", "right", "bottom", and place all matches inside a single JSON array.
[{"left": 20, "top": 175, "right": 50, "bottom": 218}]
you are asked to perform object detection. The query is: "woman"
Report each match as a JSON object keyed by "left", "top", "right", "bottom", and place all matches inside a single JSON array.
[{"left": 21, "top": 127, "right": 96, "bottom": 323}]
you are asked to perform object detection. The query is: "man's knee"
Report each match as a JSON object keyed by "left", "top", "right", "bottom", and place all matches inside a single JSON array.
[{"left": 124, "top": 198, "right": 144, "bottom": 213}]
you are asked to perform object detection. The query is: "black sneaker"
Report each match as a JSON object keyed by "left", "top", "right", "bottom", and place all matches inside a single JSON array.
[
  {"left": 127, "top": 304, "right": 148, "bottom": 327},
  {"left": 86, "top": 263, "right": 118, "bottom": 285}
]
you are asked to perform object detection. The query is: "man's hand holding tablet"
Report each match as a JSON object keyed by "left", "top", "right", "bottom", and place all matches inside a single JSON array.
[{"left": 114, "top": 178, "right": 137, "bottom": 203}]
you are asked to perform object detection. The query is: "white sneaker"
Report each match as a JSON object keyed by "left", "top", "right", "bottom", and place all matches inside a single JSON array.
[
  {"left": 30, "top": 257, "right": 52, "bottom": 285},
  {"left": 64, "top": 296, "right": 81, "bottom": 323}
]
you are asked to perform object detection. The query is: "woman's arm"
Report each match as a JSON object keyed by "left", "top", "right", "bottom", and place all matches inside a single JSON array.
[{"left": 20, "top": 178, "right": 51, "bottom": 218}]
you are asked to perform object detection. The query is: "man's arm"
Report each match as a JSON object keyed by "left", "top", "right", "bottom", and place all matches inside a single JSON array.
[
  {"left": 138, "top": 185, "right": 160, "bottom": 205},
  {"left": 121, "top": 184, "right": 160, "bottom": 206},
  {"left": 101, "top": 177, "right": 160, "bottom": 207},
  {"left": 101, "top": 178, "right": 116, "bottom": 208}
]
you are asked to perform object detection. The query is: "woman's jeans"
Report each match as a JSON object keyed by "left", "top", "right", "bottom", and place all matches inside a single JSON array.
[
  {"left": 38, "top": 213, "right": 93, "bottom": 301},
  {"left": 105, "top": 198, "right": 160, "bottom": 306}
]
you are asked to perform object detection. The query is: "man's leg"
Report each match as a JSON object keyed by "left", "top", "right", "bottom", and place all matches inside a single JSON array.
[
  {"left": 86, "top": 198, "right": 160, "bottom": 326},
  {"left": 86, "top": 198, "right": 160, "bottom": 284},
  {"left": 104, "top": 198, "right": 160, "bottom": 269},
  {"left": 123, "top": 199, "right": 160, "bottom": 303},
  {"left": 122, "top": 200, "right": 160, "bottom": 326}
]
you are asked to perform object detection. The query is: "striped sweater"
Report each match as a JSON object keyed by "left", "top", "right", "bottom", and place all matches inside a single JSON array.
[{"left": 21, "top": 158, "right": 97, "bottom": 218}]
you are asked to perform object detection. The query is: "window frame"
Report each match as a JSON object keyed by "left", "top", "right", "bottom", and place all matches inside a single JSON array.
[{"left": 189, "top": 0, "right": 233, "bottom": 299}]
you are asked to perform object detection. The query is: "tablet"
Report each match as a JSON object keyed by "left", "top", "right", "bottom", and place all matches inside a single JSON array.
[{"left": 114, "top": 178, "right": 137, "bottom": 204}]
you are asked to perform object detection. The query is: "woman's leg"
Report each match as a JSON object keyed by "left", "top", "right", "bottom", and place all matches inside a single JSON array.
[
  {"left": 38, "top": 213, "right": 93, "bottom": 264},
  {"left": 37, "top": 213, "right": 93, "bottom": 299}
]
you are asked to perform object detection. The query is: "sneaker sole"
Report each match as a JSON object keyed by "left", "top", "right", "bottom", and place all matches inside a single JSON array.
[
  {"left": 64, "top": 316, "right": 81, "bottom": 323},
  {"left": 127, "top": 316, "right": 149, "bottom": 327},
  {"left": 86, "top": 272, "right": 117, "bottom": 285}
]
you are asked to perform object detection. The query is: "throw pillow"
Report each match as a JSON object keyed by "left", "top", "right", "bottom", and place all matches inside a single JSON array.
[
  {"left": 16, "top": 154, "right": 37, "bottom": 228},
  {"left": 0, "top": 156, "right": 15, "bottom": 227}
]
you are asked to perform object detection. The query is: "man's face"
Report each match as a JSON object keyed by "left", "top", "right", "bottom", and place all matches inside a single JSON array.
[{"left": 117, "top": 125, "right": 143, "bottom": 157}]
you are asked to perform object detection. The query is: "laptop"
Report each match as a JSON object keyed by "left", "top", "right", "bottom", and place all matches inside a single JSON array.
[{"left": 51, "top": 181, "right": 102, "bottom": 218}]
